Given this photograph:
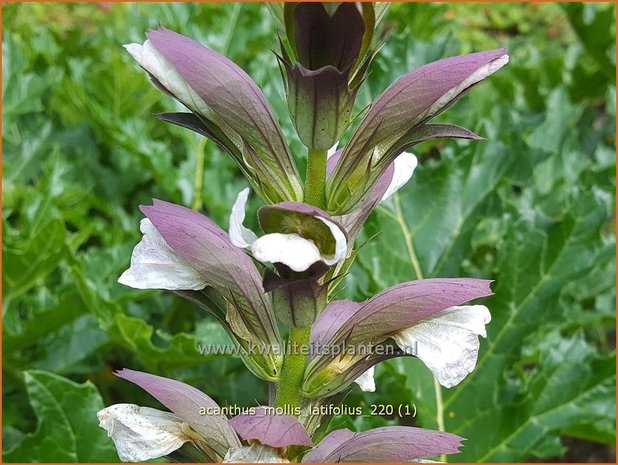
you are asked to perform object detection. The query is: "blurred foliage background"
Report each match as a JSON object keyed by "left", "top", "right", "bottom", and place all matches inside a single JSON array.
[{"left": 2, "top": 2, "right": 616, "bottom": 462}]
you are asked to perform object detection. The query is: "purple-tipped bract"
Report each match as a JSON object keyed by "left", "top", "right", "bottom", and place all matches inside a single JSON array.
[
  {"left": 115, "top": 369, "right": 240, "bottom": 457},
  {"left": 229, "top": 406, "right": 313, "bottom": 448},
  {"left": 303, "top": 426, "right": 463, "bottom": 462}
]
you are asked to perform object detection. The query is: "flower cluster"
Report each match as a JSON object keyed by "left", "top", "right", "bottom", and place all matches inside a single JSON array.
[{"left": 99, "top": 3, "right": 507, "bottom": 462}]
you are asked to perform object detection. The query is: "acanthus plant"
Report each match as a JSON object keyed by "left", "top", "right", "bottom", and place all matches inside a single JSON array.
[{"left": 98, "top": 2, "right": 508, "bottom": 463}]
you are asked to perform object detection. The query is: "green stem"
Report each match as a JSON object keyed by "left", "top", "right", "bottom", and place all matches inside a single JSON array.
[
  {"left": 220, "top": 2, "right": 242, "bottom": 55},
  {"left": 304, "top": 148, "right": 328, "bottom": 208},
  {"left": 275, "top": 326, "right": 311, "bottom": 410},
  {"left": 192, "top": 138, "right": 207, "bottom": 211},
  {"left": 190, "top": 0, "right": 238, "bottom": 211}
]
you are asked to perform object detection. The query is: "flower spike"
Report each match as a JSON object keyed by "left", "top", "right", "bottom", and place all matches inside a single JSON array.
[{"left": 104, "top": 8, "right": 510, "bottom": 464}]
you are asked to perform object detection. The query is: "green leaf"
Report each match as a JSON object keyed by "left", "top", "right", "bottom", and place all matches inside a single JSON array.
[
  {"left": 460, "top": 332, "right": 615, "bottom": 462},
  {"left": 3, "top": 293, "right": 84, "bottom": 352},
  {"left": 2, "top": 217, "right": 67, "bottom": 301},
  {"left": 3, "top": 370, "right": 119, "bottom": 462},
  {"left": 107, "top": 313, "right": 212, "bottom": 372},
  {"left": 440, "top": 192, "right": 615, "bottom": 462},
  {"left": 2, "top": 33, "right": 57, "bottom": 123},
  {"left": 561, "top": 3, "right": 616, "bottom": 83}
]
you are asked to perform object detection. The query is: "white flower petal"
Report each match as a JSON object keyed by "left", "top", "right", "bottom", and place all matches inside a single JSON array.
[
  {"left": 380, "top": 152, "right": 418, "bottom": 202},
  {"left": 123, "top": 43, "right": 145, "bottom": 65},
  {"left": 224, "top": 444, "right": 290, "bottom": 463},
  {"left": 315, "top": 217, "right": 348, "bottom": 265},
  {"left": 97, "top": 404, "right": 190, "bottom": 462},
  {"left": 226, "top": 187, "right": 346, "bottom": 271},
  {"left": 229, "top": 188, "right": 259, "bottom": 248},
  {"left": 327, "top": 144, "right": 338, "bottom": 159},
  {"left": 123, "top": 40, "right": 209, "bottom": 115},
  {"left": 251, "top": 233, "right": 321, "bottom": 273},
  {"left": 355, "top": 367, "right": 376, "bottom": 392},
  {"left": 118, "top": 218, "right": 206, "bottom": 290},
  {"left": 392, "top": 305, "right": 491, "bottom": 388}
]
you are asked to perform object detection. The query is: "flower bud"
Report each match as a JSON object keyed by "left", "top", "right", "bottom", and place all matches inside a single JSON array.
[{"left": 275, "top": 2, "right": 387, "bottom": 150}]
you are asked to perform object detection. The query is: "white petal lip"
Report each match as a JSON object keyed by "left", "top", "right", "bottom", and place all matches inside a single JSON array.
[
  {"left": 224, "top": 444, "right": 290, "bottom": 463},
  {"left": 228, "top": 189, "right": 347, "bottom": 272},
  {"left": 229, "top": 187, "right": 259, "bottom": 248},
  {"left": 251, "top": 233, "right": 322, "bottom": 273},
  {"left": 380, "top": 152, "right": 418, "bottom": 202},
  {"left": 97, "top": 404, "right": 190, "bottom": 462},
  {"left": 315, "top": 217, "right": 348, "bottom": 265},
  {"left": 123, "top": 40, "right": 209, "bottom": 115},
  {"left": 118, "top": 218, "right": 206, "bottom": 291},
  {"left": 392, "top": 305, "right": 491, "bottom": 388},
  {"left": 355, "top": 366, "right": 376, "bottom": 392}
]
